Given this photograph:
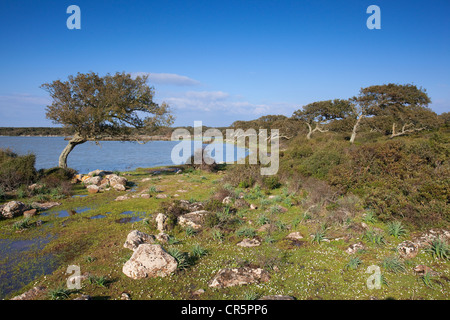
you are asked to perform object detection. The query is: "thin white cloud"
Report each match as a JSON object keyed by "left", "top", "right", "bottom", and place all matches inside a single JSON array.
[
  {"left": 163, "top": 90, "right": 291, "bottom": 116},
  {"left": 131, "top": 72, "right": 200, "bottom": 86}
]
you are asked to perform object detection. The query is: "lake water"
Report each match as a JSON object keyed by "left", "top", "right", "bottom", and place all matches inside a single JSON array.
[{"left": 0, "top": 136, "right": 248, "bottom": 173}]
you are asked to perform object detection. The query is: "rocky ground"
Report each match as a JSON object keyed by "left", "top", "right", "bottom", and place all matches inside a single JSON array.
[{"left": 0, "top": 166, "right": 449, "bottom": 300}]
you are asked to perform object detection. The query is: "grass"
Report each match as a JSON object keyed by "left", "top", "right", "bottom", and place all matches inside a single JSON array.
[
  {"left": 345, "top": 257, "right": 362, "bottom": 270},
  {"left": 167, "top": 248, "right": 190, "bottom": 270},
  {"left": 235, "top": 227, "right": 256, "bottom": 238}
]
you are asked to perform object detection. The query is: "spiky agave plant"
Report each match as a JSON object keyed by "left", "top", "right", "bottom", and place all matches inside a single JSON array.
[
  {"left": 425, "top": 237, "right": 449, "bottom": 260},
  {"left": 387, "top": 221, "right": 407, "bottom": 238}
]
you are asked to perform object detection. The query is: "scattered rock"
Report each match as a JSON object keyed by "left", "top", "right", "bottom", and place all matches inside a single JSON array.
[
  {"left": 11, "top": 286, "right": 46, "bottom": 300},
  {"left": 155, "top": 213, "right": 168, "bottom": 232},
  {"left": 115, "top": 195, "right": 130, "bottom": 201},
  {"left": 155, "top": 194, "right": 168, "bottom": 199},
  {"left": 237, "top": 238, "right": 261, "bottom": 247},
  {"left": 1, "top": 201, "right": 29, "bottom": 219},
  {"left": 257, "top": 224, "right": 274, "bottom": 232},
  {"left": 346, "top": 242, "right": 365, "bottom": 254},
  {"left": 27, "top": 183, "right": 44, "bottom": 191},
  {"left": 413, "top": 229, "right": 450, "bottom": 248},
  {"left": 192, "top": 289, "right": 205, "bottom": 296},
  {"left": 361, "top": 222, "right": 369, "bottom": 229},
  {"left": 208, "top": 267, "right": 270, "bottom": 288},
  {"left": 23, "top": 209, "right": 37, "bottom": 218},
  {"left": 413, "top": 265, "right": 438, "bottom": 276},
  {"left": 286, "top": 232, "right": 304, "bottom": 240},
  {"left": 113, "top": 184, "right": 126, "bottom": 191},
  {"left": 222, "top": 196, "right": 233, "bottom": 205},
  {"left": 83, "top": 176, "right": 102, "bottom": 186},
  {"left": 140, "top": 194, "right": 151, "bottom": 199},
  {"left": 177, "top": 189, "right": 188, "bottom": 193},
  {"left": 156, "top": 233, "right": 170, "bottom": 243},
  {"left": 258, "top": 295, "right": 295, "bottom": 300},
  {"left": 106, "top": 174, "right": 128, "bottom": 188},
  {"left": 88, "top": 169, "right": 112, "bottom": 177},
  {"left": 397, "top": 241, "right": 419, "bottom": 259},
  {"left": 123, "top": 230, "right": 155, "bottom": 251},
  {"left": 250, "top": 204, "right": 258, "bottom": 210},
  {"left": 122, "top": 244, "right": 178, "bottom": 279},
  {"left": 121, "top": 292, "right": 131, "bottom": 300},
  {"left": 141, "top": 178, "right": 152, "bottom": 182},
  {"left": 31, "top": 201, "right": 62, "bottom": 210},
  {"left": 73, "top": 295, "right": 92, "bottom": 300},
  {"left": 178, "top": 210, "right": 209, "bottom": 230},
  {"left": 87, "top": 185, "right": 100, "bottom": 194}
]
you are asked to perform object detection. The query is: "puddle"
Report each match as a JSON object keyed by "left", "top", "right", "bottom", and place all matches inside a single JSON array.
[
  {"left": 90, "top": 214, "right": 106, "bottom": 219},
  {"left": 71, "top": 195, "right": 88, "bottom": 198},
  {"left": 0, "top": 234, "right": 59, "bottom": 299},
  {"left": 40, "top": 207, "right": 92, "bottom": 218},
  {"left": 115, "top": 211, "right": 146, "bottom": 224}
]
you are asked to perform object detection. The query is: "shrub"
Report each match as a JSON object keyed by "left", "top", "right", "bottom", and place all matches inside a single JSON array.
[
  {"left": 364, "top": 230, "right": 386, "bottom": 246},
  {"left": 0, "top": 148, "right": 37, "bottom": 191},
  {"left": 263, "top": 176, "right": 281, "bottom": 190},
  {"left": 191, "top": 244, "right": 208, "bottom": 258},
  {"left": 167, "top": 248, "right": 190, "bottom": 270}
]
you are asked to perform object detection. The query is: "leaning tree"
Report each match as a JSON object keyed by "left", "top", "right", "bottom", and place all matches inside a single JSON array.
[
  {"left": 292, "top": 99, "right": 353, "bottom": 139},
  {"left": 41, "top": 72, "right": 173, "bottom": 168},
  {"left": 350, "top": 83, "right": 436, "bottom": 142}
]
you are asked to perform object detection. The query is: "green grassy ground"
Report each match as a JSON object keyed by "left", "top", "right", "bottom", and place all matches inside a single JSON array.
[{"left": 0, "top": 166, "right": 448, "bottom": 300}]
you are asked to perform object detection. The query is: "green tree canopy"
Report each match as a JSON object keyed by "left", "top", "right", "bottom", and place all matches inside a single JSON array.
[
  {"left": 41, "top": 72, "right": 173, "bottom": 168},
  {"left": 292, "top": 99, "right": 353, "bottom": 139}
]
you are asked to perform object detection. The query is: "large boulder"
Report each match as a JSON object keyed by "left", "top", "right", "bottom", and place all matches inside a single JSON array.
[
  {"left": 122, "top": 244, "right": 178, "bottom": 279},
  {"left": 106, "top": 174, "right": 127, "bottom": 189},
  {"left": 208, "top": 267, "right": 270, "bottom": 288},
  {"left": 1, "top": 201, "right": 29, "bottom": 219},
  {"left": 178, "top": 210, "right": 209, "bottom": 230},
  {"left": 83, "top": 176, "right": 102, "bottom": 186},
  {"left": 123, "top": 230, "right": 155, "bottom": 251},
  {"left": 31, "top": 201, "right": 61, "bottom": 210}
]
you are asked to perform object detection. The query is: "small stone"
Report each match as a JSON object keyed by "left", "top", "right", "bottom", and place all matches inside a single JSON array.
[
  {"left": 258, "top": 295, "right": 295, "bottom": 300},
  {"left": 155, "top": 194, "right": 168, "bottom": 199},
  {"left": 192, "top": 289, "right": 205, "bottom": 296},
  {"left": 121, "top": 292, "right": 131, "bottom": 300},
  {"left": 156, "top": 233, "right": 170, "bottom": 243},
  {"left": 286, "top": 232, "right": 303, "bottom": 240},
  {"left": 208, "top": 267, "right": 270, "bottom": 288},
  {"left": 113, "top": 184, "right": 126, "bottom": 191},
  {"left": 397, "top": 241, "right": 419, "bottom": 259},
  {"left": 250, "top": 204, "right": 258, "bottom": 210},
  {"left": 237, "top": 238, "right": 261, "bottom": 247},
  {"left": 115, "top": 195, "right": 129, "bottom": 201},
  {"left": 140, "top": 194, "right": 150, "bottom": 199},
  {"left": 346, "top": 242, "right": 365, "bottom": 254},
  {"left": 73, "top": 295, "right": 92, "bottom": 300},
  {"left": 11, "top": 286, "right": 46, "bottom": 300},
  {"left": 23, "top": 209, "right": 37, "bottom": 218}
]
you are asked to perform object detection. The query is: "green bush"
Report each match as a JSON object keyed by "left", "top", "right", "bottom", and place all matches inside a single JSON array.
[{"left": 0, "top": 148, "right": 37, "bottom": 191}]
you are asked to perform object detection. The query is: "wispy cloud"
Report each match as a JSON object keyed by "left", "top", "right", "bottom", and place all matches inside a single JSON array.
[
  {"left": 0, "top": 93, "right": 52, "bottom": 126},
  {"left": 131, "top": 72, "right": 201, "bottom": 86},
  {"left": 163, "top": 90, "right": 291, "bottom": 116}
]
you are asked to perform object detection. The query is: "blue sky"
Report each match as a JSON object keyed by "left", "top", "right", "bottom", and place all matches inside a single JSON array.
[{"left": 0, "top": 0, "right": 449, "bottom": 127}]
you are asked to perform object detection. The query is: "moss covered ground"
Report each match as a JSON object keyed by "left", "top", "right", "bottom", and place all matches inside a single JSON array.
[{"left": 0, "top": 166, "right": 448, "bottom": 300}]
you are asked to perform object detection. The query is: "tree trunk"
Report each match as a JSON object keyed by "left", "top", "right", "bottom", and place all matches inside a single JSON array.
[
  {"left": 58, "top": 133, "right": 87, "bottom": 168},
  {"left": 350, "top": 114, "right": 363, "bottom": 144},
  {"left": 306, "top": 123, "right": 313, "bottom": 140}
]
